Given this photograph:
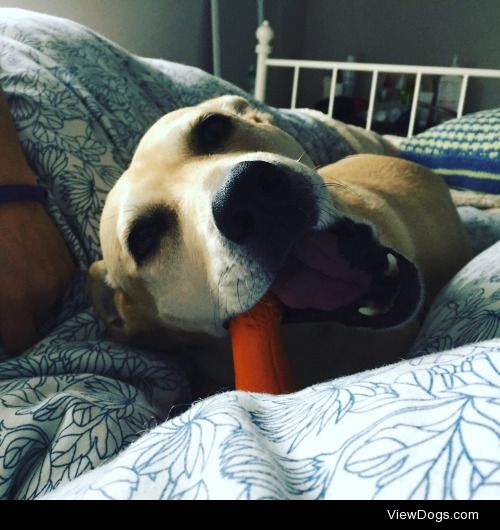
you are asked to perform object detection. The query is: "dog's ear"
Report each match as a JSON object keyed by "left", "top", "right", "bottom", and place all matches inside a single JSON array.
[
  {"left": 88, "top": 261, "right": 127, "bottom": 339},
  {"left": 88, "top": 261, "right": 162, "bottom": 341},
  {"left": 201, "top": 95, "right": 274, "bottom": 125}
]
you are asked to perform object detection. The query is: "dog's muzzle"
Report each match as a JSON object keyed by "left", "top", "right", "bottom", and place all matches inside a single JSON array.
[{"left": 212, "top": 161, "right": 422, "bottom": 330}]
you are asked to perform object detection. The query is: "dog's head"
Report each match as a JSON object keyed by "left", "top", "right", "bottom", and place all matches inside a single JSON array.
[{"left": 89, "top": 95, "right": 421, "bottom": 344}]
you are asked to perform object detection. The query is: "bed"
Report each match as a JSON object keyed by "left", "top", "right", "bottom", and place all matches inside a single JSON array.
[{"left": 0, "top": 9, "right": 499, "bottom": 500}]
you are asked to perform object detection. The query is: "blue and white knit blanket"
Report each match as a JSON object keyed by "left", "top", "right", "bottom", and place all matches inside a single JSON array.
[{"left": 401, "top": 109, "right": 500, "bottom": 194}]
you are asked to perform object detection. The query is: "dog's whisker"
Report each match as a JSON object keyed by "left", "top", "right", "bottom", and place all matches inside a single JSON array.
[
  {"left": 320, "top": 180, "right": 354, "bottom": 192},
  {"left": 236, "top": 278, "right": 243, "bottom": 314},
  {"left": 316, "top": 204, "right": 340, "bottom": 219},
  {"left": 213, "top": 261, "right": 239, "bottom": 327},
  {"left": 320, "top": 182, "right": 366, "bottom": 204},
  {"left": 296, "top": 152, "right": 307, "bottom": 164},
  {"left": 221, "top": 264, "right": 235, "bottom": 326},
  {"left": 213, "top": 264, "right": 229, "bottom": 329}
]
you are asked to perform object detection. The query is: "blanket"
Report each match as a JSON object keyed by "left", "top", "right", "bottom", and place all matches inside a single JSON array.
[{"left": 45, "top": 242, "right": 500, "bottom": 499}]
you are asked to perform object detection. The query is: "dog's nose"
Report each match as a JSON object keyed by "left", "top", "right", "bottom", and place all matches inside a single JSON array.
[{"left": 212, "top": 161, "right": 316, "bottom": 265}]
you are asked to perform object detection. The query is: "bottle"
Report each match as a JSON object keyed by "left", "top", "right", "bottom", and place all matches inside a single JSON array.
[
  {"left": 380, "top": 74, "right": 393, "bottom": 102},
  {"left": 417, "top": 76, "right": 434, "bottom": 129},
  {"left": 436, "top": 55, "right": 462, "bottom": 114},
  {"left": 396, "top": 74, "right": 408, "bottom": 104},
  {"left": 322, "top": 70, "right": 343, "bottom": 99},
  {"left": 342, "top": 55, "right": 356, "bottom": 97}
]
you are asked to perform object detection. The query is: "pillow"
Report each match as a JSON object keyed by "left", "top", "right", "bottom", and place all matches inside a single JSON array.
[
  {"left": 410, "top": 240, "right": 500, "bottom": 357},
  {"left": 399, "top": 108, "right": 500, "bottom": 194}
]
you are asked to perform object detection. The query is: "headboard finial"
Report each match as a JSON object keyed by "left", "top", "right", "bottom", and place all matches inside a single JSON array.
[
  {"left": 256, "top": 20, "right": 274, "bottom": 46},
  {"left": 255, "top": 21, "right": 274, "bottom": 102}
]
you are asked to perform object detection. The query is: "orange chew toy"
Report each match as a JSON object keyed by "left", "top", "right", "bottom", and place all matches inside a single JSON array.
[{"left": 229, "top": 292, "right": 296, "bottom": 394}]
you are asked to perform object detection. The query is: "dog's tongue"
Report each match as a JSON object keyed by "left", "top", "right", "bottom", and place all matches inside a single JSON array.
[{"left": 271, "top": 230, "right": 371, "bottom": 311}]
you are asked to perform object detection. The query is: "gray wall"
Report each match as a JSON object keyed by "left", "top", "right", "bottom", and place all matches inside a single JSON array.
[
  {"left": 0, "top": 0, "right": 212, "bottom": 69},
  {"left": 298, "top": 0, "right": 500, "bottom": 111},
  {"left": 219, "top": 0, "right": 308, "bottom": 94},
  {"left": 2, "top": 0, "right": 499, "bottom": 110},
  {"left": 303, "top": 0, "right": 499, "bottom": 68}
]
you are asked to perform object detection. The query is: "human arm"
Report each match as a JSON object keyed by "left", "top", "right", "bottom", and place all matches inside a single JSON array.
[{"left": 0, "top": 87, "right": 74, "bottom": 355}]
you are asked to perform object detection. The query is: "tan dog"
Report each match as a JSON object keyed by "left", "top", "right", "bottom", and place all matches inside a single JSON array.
[{"left": 88, "top": 96, "right": 471, "bottom": 395}]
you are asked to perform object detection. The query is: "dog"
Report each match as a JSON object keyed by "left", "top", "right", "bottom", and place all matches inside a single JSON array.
[{"left": 88, "top": 95, "right": 472, "bottom": 396}]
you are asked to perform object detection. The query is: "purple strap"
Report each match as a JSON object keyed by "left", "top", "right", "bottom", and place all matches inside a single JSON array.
[{"left": 0, "top": 184, "right": 47, "bottom": 205}]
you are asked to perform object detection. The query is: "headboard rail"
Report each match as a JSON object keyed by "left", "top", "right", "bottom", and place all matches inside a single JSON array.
[{"left": 254, "top": 21, "right": 500, "bottom": 137}]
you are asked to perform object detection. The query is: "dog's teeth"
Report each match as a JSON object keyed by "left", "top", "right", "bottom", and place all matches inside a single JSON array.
[
  {"left": 385, "top": 253, "right": 398, "bottom": 277},
  {"left": 358, "top": 305, "right": 380, "bottom": 317}
]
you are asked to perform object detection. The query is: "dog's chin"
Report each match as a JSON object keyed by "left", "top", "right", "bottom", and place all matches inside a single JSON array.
[{"left": 226, "top": 217, "right": 423, "bottom": 330}]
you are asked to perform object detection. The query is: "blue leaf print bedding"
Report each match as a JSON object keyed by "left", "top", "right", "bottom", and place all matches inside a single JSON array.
[{"left": 0, "top": 8, "right": 499, "bottom": 499}]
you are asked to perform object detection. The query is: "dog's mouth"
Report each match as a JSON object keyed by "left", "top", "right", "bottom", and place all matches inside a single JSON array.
[{"left": 268, "top": 218, "right": 422, "bottom": 329}]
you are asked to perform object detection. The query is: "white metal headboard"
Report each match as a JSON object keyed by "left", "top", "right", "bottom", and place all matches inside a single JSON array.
[{"left": 254, "top": 21, "right": 500, "bottom": 137}]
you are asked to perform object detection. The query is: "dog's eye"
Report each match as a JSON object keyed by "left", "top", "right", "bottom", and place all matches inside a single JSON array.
[
  {"left": 127, "top": 208, "right": 173, "bottom": 266},
  {"left": 197, "top": 113, "right": 232, "bottom": 151}
]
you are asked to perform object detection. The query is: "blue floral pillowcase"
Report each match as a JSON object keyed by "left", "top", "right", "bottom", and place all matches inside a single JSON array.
[
  {"left": 411, "top": 241, "right": 500, "bottom": 357},
  {"left": 400, "top": 108, "right": 500, "bottom": 195}
]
